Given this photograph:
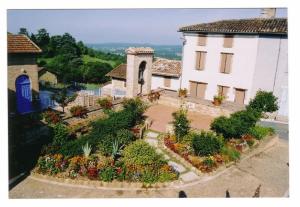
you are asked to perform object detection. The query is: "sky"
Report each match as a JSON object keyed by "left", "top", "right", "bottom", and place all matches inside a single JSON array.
[{"left": 7, "top": 8, "right": 287, "bottom": 45}]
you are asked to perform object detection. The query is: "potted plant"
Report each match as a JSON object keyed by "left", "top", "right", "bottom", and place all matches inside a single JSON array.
[
  {"left": 213, "top": 95, "right": 225, "bottom": 106},
  {"left": 178, "top": 88, "right": 188, "bottom": 98}
]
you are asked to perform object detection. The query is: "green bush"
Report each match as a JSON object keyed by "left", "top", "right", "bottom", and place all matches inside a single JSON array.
[
  {"left": 98, "top": 166, "right": 116, "bottom": 182},
  {"left": 57, "top": 100, "right": 145, "bottom": 156},
  {"left": 247, "top": 90, "right": 279, "bottom": 113},
  {"left": 123, "top": 140, "right": 166, "bottom": 169},
  {"left": 210, "top": 109, "right": 261, "bottom": 139},
  {"left": 52, "top": 123, "right": 69, "bottom": 146},
  {"left": 181, "top": 132, "right": 197, "bottom": 145},
  {"left": 122, "top": 97, "right": 148, "bottom": 124},
  {"left": 192, "top": 131, "right": 224, "bottom": 156},
  {"left": 97, "top": 129, "right": 135, "bottom": 156},
  {"left": 248, "top": 125, "right": 272, "bottom": 140},
  {"left": 221, "top": 145, "right": 241, "bottom": 162},
  {"left": 172, "top": 107, "right": 190, "bottom": 142}
]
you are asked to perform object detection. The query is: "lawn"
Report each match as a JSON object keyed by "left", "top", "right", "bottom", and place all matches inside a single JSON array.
[{"left": 82, "top": 55, "right": 118, "bottom": 67}]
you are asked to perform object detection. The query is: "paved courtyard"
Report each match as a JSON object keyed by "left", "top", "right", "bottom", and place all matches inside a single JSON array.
[
  {"left": 9, "top": 135, "right": 288, "bottom": 198},
  {"left": 144, "top": 104, "right": 215, "bottom": 132}
]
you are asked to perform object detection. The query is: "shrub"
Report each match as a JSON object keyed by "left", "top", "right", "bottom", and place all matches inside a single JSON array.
[
  {"left": 97, "top": 129, "right": 135, "bottom": 156},
  {"left": 181, "top": 132, "right": 197, "bottom": 145},
  {"left": 98, "top": 166, "right": 116, "bottom": 182},
  {"left": 248, "top": 125, "right": 272, "bottom": 140},
  {"left": 210, "top": 109, "right": 261, "bottom": 139},
  {"left": 192, "top": 131, "right": 224, "bottom": 156},
  {"left": 123, "top": 140, "right": 166, "bottom": 170},
  {"left": 122, "top": 97, "right": 148, "bottom": 123},
  {"left": 221, "top": 145, "right": 240, "bottom": 162},
  {"left": 97, "top": 97, "right": 113, "bottom": 110},
  {"left": 82, "top": 142, "right": 92, "bottom": 158},
  {"left": 43, "top": 110, "right": 61, "bottom": 124},
  {"left": 247, "top": 90, "right": 279, "bottom": 113},
  {"left": 70, "top": 105, "right": 88, "bottom": 117},
  {"left": 172, "top": 107, "right": 190, "bottom": 142},
  {"left": 52, "top": 123, "right": 69, "bottom": 146}
]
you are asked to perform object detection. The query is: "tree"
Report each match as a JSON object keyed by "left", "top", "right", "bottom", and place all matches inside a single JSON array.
[
  {"left": 247, "top": 90, "right": 279, "bottom": 114},
  {"left": 18, "top": 28, "right": 29, "bottom": 37},
  {"left": 35, "top": 28, "right": 50, "bottom": 54},
  {"left": 51, "top": 88, "right": 77, "bottom": 113},
  {"left": 172, "top": 107, "right": 190, "bottom": 142}
]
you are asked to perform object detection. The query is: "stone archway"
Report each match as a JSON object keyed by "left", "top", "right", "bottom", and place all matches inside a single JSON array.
[{"left": 138, "top": 61, "right": 147, "bottom": 95}]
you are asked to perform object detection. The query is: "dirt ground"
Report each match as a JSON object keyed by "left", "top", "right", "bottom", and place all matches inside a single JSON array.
[{"left": 144, "top": 104, "right": 215, "bottom": 132}]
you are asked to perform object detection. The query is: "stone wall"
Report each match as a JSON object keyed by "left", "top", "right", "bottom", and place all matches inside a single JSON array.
[{"left": 158, "top": 95, "right": 233, "bottom": 117}]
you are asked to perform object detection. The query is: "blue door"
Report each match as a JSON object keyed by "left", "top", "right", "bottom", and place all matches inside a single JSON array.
[{"left": 16, "top": 75, "right": 32, "bottom": 114}]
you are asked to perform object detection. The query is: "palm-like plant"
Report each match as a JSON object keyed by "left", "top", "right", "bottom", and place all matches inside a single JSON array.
[{"left": 82, "top": 142, "right": 92, "bottom": 158}]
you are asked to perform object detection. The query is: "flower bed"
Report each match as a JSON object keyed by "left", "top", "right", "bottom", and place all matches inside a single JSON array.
[{"left": 34, "top": 98, "right": 179, "bottom": 184}]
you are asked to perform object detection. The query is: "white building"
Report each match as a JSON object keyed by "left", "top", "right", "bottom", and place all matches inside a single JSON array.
[
  {"left": 106, "top": 57, "right": 181, "bottom": 96},
  {"left": 179, "top": 12, "right": 288, "bottom": 120}
]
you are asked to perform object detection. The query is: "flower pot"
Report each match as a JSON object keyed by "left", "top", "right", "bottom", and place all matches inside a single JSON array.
[{"left": 213, "top": 98, "right": 221, "bottom": 106}]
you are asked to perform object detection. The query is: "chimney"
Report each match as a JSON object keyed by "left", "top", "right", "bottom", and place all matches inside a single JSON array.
[{"left": 260, "top": 8, "right": 276, "bottom": 18}]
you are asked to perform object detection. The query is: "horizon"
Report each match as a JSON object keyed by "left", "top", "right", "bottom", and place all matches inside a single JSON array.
[{"left": 7, "top": 8, "right": 287, "bottom": 45}]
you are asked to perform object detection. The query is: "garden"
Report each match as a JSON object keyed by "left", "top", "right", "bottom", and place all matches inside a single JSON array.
[
  {"left": 164, "top": 90, "right": 278, "bottom": 173},
  {"left": 33, "top": 97, "right": 179, "bottom": 184}
]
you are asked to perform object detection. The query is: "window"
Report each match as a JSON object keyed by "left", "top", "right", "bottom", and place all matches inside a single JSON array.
[
  {"left": 220, "top": 53, "right": 233, "bottom": 74},
  {"left": 195, "top": 51, "right": 207, "bottom": 70},
  {"left": 198, "top": 34, "right": 207, "bottom": 46},
  {"left": 234, "top": 88, "right": 246, "bottom": 105},
  {"left": 190, "top": 81, "right": 207, "bottom": 99},
  {"left": 218, "top": 85, "right": 229, "bottom": 97},
  {"left": 164, "top": 77, "right": 171, "bottom": 88},
  {"left": 223, "top": 35, "right": 234, "bottom": 48}
]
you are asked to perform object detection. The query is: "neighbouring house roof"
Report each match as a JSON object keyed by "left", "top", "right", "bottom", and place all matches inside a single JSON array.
[
  {"left": 105, "top": 64, "right": 127, "bottom": 80},
  {"left": 178, "top": 18, "right": 287, "bottom": 35},
  {"left": 106, "top": 59, "right": 182, "bottom": 80},
  {"left": 38, "top": 67, "right": 58, "bottom": 76},
  {"left": 7, "top": 34, "right": 42, "bottom": 53},
  {"left": 152, "top": 58, "right": 181, "bottom": 77},
  {"left": 126, "top": 47, "right": 154, "bottom": 55}
]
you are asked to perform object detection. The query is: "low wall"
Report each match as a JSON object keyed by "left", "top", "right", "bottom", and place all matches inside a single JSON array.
[{"left": 158, "top": 95, "right": 235, "bottom": 117}]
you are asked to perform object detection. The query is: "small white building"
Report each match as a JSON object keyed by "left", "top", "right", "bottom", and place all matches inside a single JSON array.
[
  {"left": 106, "top": 56, "right": 181, "bottom": 97},
  {"left": 178, "top": 11, "right": 288, "bottom": 120}
]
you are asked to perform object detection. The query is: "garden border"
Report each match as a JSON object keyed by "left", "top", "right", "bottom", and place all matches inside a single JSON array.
[{"left": 29, "top": 134, "right": 278, "bottom": 190}]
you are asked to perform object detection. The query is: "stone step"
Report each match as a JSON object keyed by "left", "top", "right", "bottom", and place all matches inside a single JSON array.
[
  {"left": 179, "top": 171, "right": 199, "bottom": 182},
  {"left": 146, "top": 131, "right": 159, "bottom": 138},
  {"left": 168, "top": 161, "right": 186, "bottom": 173}
]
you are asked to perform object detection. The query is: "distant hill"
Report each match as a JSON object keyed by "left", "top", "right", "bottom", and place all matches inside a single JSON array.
[{"left": 86, "top": 43, "right": 182, "bottom": 60}]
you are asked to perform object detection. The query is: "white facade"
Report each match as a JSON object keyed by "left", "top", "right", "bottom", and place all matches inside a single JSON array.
[
  {"left": 180, "top": 33, "right": 288, "bottom": 119},
  {"left": 151, "top": 75, "right": 181, "bottom": 91}
]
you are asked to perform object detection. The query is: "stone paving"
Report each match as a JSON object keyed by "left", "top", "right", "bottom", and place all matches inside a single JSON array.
[
  {"left": 144, "top": 104, "right": 214, "bottom": 132},
  {"left": 9, "top": 134, "right": 289, "bottom": 198}
]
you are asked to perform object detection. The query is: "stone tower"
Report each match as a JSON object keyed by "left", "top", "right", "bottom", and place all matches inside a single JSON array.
[{"left": 125, "top": 47, "right": 154, "bottom": 97}]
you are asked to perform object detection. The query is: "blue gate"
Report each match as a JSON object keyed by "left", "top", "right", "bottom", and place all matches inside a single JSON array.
[{"left": 16, "top": 75, "right": 32, "bottom": 114}]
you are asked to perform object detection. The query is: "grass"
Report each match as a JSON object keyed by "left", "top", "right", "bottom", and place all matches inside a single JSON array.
[{"left": 82, "top": 55, "right": 117, "bottom": 67}]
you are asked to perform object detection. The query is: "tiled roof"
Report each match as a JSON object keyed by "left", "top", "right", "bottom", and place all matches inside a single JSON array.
[
  {"left": 106, "top": 64, "right": 127, "bottom": 80},
  {"left": 8, "top": 34, "right": 42, "bottom": 53},
  {"left": 126, "top": 47, "right": 154, "bottom": 55},
  {"left": 106, "top": 59, "right": 182, "bottom": 79},
  {"left": 152, "top": 58, "right": 181, "bottom": 77},
  {"left": 179, "top": 18, "right": 287, "bottom": 35}
]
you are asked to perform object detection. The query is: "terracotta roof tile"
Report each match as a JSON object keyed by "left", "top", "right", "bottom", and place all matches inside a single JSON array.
[
  {"left": 8, "top": 34, "right": 42, "bottom": 53},
  {"left": 105, "top": 64, "right": 127, "bottom": 79},
  {"left": 179, "top": 18, "right": 287, "bottom": 35},
  {"left": 152, "top": 58, "right": 181, "bottom": 77},
  {"left": 106, "top": 58, "right": 181, "bottom": 79}
]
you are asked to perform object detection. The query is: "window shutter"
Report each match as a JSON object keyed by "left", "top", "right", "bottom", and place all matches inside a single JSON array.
[
  {"left": 225, "top": 54, "right": 233, "bottom": 74},
  {"left": 199, "top": 52, "right": 206, "bottom": 70},
  {"left": 235, "top": 89, "right": 246, "bottom": 105},
  {"left": 220, "top": 53, "right": 226, "bottom": 73},
  {"left": 195, "top": 52, "right": 200, "bottom": 70},
  {"left": 223, "top": 35, "right": 234, "bottom": 48},
  {"left": 164, "top": 77, "right": 171, "bottom": 87},
  {"left": 190, "top": 81, "right": 197, "bottom": 97},
  {"left": 198, "top": 35, "right": 207, "bottom": 46}
]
